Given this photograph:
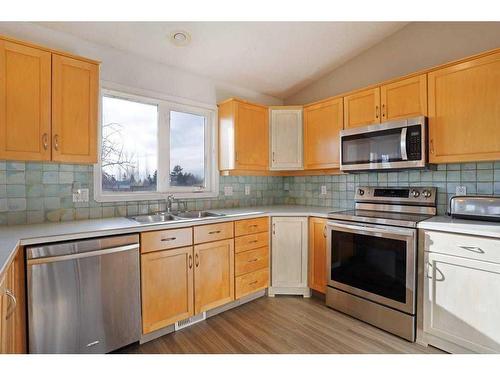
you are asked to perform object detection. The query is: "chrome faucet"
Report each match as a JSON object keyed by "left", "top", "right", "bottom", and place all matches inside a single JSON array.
[{"left": 166, "top": 194, "right": 175, "bottom": 213}]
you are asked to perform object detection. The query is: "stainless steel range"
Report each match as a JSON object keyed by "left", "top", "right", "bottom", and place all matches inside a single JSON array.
[{"left": 325, "top": 186, "right": 437, "bottom": 341}]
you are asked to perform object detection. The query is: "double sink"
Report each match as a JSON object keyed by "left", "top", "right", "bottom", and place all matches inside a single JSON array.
[{"left": 129, "top": 210, "right": 225, "bottom": 224}]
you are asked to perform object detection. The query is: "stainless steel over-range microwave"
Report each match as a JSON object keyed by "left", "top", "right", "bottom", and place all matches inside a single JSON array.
[{"left": 340, "top": 116, "right": 427, "bottom": 172}]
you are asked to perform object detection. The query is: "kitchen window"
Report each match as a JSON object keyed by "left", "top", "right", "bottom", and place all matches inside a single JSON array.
[{"left": 95, "top": 87, "right": 218, "bottom": 202}]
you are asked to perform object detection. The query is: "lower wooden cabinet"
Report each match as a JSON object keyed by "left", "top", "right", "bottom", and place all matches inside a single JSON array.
[
  {"left": 308, "top": 217, "right": 328, "bottom": 294},
  {"left": 235, "top": 268, "right": 269, "bottom": 300},
  {"left": 194, "top": 239, "right": 235, "bottom": 314},
  {"left": 141, "top": 246, "right": 194, "bottom": 334},
  {"left": 0, "top": 248, "right": 26, "bottom": 354}
]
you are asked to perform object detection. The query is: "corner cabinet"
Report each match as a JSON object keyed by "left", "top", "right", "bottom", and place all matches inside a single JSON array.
[
  {"left": 218, "top": 98, "right": 269, "bottom": 172},
  {"left": 269, "top": 217, "right": 310, "bottom": 297},
  {"left": 303, "top": 97, "right": 343, "bottom": 169},
  {"left": 0, "top": 36, "right": 99, "bottom": 164},
  {"left": 308, "top": 217, "right": 327, "bottom": 293},
  {"left": 269, "top": 107, "right": 303, "bottom": 170},
  {"left": 428, "top": 51, "right": 500, "bottom": 163},
  {"left": 0, "top": 248, "right": 26, "bottom": 354}
]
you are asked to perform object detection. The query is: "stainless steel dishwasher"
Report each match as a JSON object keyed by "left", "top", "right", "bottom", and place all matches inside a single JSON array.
[{"left": 27, "top": 234, "right": 141, "bottom": 354}]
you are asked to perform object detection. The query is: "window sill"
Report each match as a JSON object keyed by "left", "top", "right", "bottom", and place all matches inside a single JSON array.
[{"left": 93, "top": 190, "right": 219, "bottom": 203}]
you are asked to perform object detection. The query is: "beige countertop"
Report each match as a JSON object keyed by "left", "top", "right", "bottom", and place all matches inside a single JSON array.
[
  {"left": 0, "top": 205, "right": 338, "bottom": 278},
  {"left": 417, "top": 215, "right": 500, "bottom": 239}
]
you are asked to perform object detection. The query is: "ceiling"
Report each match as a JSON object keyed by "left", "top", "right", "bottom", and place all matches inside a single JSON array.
[{"left": 39, "top": 22, "right": 408, "bottom": 99}]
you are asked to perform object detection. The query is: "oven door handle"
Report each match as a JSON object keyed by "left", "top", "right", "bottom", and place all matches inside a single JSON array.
[{"left": 327, "top": 221, "right": 415, "bottom": 238}]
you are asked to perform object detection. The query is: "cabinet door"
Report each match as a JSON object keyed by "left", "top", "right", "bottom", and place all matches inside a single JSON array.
[
  {"left": 270, "top": 108, "right": 303, "bottom": 170},
  {"left": 303, "top": 98, "right": 343, "bottom": 169},
  {"left": 52, "top": 54, "right": 98, "bottom": 164},
  {"left": 424, "top": 251, "right": 500, "bottom": 353},
  {"left": 428, "top": 52, "right": 500, "bottom": 163},
  {"left": 0, "top": 260, "right": 15, "bottom": 354},
  {"left": 194, "top": 239, "right": 234, "bottom": 314},
  {"left": 308, "top": 217, "right": 327, "bottom": 293},
  {"left": 141, "top": 247, "right": 194, "bottom": 334},
  {"left": 235, "top": 102, "right": 269, "bottom": 170},
  {"left": 0, "top": 40, "right": 51, "bottom": 161},
  {"left": 0, "top": 272, "right": 6, "bottom": 353},
  {"left": 380, "top": 74, "right": 427, "bottom": 121},
  {"left": 343, "top": 87, "right": 380, "bottom": 128},
  {"left": 271, "top": 217, "right": 308, "bottom": 288}
]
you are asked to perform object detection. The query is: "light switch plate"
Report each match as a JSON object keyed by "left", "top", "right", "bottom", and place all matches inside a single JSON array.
[
  {"left": 224, "top": 186, "right": 233, "bottom": 196},
  {"left": 72, "top": 188, "right": 89, "bottom": 203},
  {"left": 456, "top": 185, "right": 467, "bottom": 195},
  {"left": 321, "top": 185, "right": 327, "bottom": 195},
  {"left": 244, "top": 185, "right": 251, "bottom": 195}
]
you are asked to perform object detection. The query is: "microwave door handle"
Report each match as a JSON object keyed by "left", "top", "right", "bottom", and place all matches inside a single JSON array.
[{"left": 400, "top": 127, "right": 408, "bottom": 161}]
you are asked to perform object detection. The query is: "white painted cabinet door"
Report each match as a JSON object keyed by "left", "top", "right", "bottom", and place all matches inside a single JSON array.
[
  {"left": 270, "top": 217, "right": 309, "bottom": 296},
  {"left": 424, "top": 251, "right": 500, "bottom": 353},
  {"left": 270, "top": 109, "right": 303, "bottom": 170}
]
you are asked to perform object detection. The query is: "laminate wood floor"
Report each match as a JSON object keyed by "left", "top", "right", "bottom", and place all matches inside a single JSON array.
[{"left": 117, "top": 296, "right": 444, "bottom": 354}]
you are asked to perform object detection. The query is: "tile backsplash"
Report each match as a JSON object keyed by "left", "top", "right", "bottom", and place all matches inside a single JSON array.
[
  {"left": 1, "top": 160, "right": 499, "bottom": 225},
  {"left": 0, "top": 161, "right": 286, "bottom": 226},
  {"left": 283, "top": 162, "right": 500, "bottom": 215}
]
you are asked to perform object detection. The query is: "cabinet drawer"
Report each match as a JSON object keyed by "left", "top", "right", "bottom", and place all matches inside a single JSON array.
[
  {"left": 425, "top": 230, "right": 500, "bottom": 264},
  {"left": 194, "top": 222, "right": 234, "bottom": 244},
  {"left": 141, "top": 228, "right": 193, "bottom": 253},
  {"left": 235, "top": 217, "right": 269, "bottom": 236},
  {"left": 235, "top": 268, "right": 269, "bottom": 299},
  {"left": 235, "top": 231, "right": 269, "bottom": 253},
  {"left": 235, "top": 247, "right": 269, "bottom": 276}
]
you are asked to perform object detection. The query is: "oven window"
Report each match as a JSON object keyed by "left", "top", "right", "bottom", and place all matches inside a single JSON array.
[
  {"left": 331, "top": 230, "right": 407, "bottom": 303},
  {"left": 342, "top": 127, "right": 403, "bottom": 165}
]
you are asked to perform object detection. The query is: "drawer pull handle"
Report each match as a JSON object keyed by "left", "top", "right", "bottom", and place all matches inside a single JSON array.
[
  {"left": 208, "top": 230, "right": 221, "bottom": 234},
  {"left": 248, "top": 258, "right": 259, "bottom": 263},
  {"left": 248, "top": 240, "right": 258, "bottom": 244},
  {"left": 161, "top": 237, "right": 177, "bottom": 242},
  {"left": 249, "top": 281, "right": 258, "bottom": 286},
  {"left": 249, "top": 224, "right": 259, "bottom": 228},
  {"left": 459, "top": 246, "right": 484, "bottom": 254}
]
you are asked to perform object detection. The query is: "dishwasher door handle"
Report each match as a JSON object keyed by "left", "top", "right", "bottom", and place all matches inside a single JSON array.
[{"left": 27, "top": 243, "right": 139, "bottom": 265}]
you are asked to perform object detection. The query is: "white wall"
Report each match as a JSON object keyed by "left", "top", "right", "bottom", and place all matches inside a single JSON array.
[
  {"left": 284, "top": 22, "right": 500, "bottom": 104},
  {"left": 0, "top": 22, "right": 283, "bottom": 106}
]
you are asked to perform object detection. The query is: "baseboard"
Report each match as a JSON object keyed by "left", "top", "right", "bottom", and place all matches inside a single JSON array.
[{"left": 268, "top": 286, "right": 311, "bottom": 297}]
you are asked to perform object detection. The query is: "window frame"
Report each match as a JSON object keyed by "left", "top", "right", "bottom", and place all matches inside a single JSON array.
[{"left": 94, "top": 82, "right": 219, "bottom": 202}]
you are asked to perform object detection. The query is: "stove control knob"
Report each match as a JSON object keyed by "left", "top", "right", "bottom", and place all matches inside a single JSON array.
[
  {"left": 423, "top": 190, "right": 432, "bottom": 198},
  {"left": 358, "top": 189, "right": 365, "bottom": 196},
  {"left": 411, "top": 189, "right": 420, "bottom": 198}
]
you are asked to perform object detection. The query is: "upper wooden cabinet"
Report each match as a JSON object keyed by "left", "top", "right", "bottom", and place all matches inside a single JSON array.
[
  {"left": 343, "top": 87, "right": 380, "bottom": 128},
  {"left": 0, "top": 36, "right": 99, "bottom": 164},
  {"left": 303, "top": 97, "right": 343, "bottom": 169},
  {"left": 380, "top": 74, "right": 427, "bottom": 121},
  {"left": 0, "top": 40, "right": 51, "bottom": 161},
  {"left": 219, "top": 98, "right": 269, "bottom": 171},
  {"left": 269, "top": 107, "right": 303, "bottom": 170},
  {"left": 428, "top": 51, "right": 500, "bottom": 163},
  {"left": 308, "top": 217, "right": 327, "bottom": 294},
  {"left": 52, "top": 55, "right": 98, "bottom": 163}
]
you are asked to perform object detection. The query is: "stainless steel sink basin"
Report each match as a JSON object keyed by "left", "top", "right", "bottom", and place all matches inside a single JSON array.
[
  {"left": 173, "top": 211, "right": 225, "bottom": 219},
  {"left": 129, "top": 213, "right": 180, "bottom": 224},
  {"left": 129, "top": 210, "right": 224, "bottom": 224}
]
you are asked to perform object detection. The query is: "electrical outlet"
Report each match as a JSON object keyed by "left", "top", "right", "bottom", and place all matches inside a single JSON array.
[
  {"left": 321, "top": 185, "right": 327, "bottom": 195},
  {"left": 456, "top": 185, "right": 467, "bottom": 195},
  {"left": 224, "top": 186, "right": 233, "bottom": 196},
  {"left": 72, "top": 188, "right": 89, "bottom": 203},
  {"left": 284, "top": 182, "right": 290, "bottom": 191},
  {"left": 244, "top": 185, "right": 251, "bottom": 195}
]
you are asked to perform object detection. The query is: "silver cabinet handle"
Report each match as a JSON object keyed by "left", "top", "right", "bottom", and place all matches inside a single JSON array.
[
  {"left": 161, "top": 237, "right": 177, "bottom": 242},
  {"left": 53, "top": 134, "right": 60, "bottom": 151},
  {"left": 5, "top": 289, "right": 17, "bottom": 319},
  {"left": 195, "top": 253, "right": 199, "bottom": 267},
  {"left": 459, "top": 246, "right": 485, "bottom": 254},
  {"left": 42, "top": 133, "right": 49, "bottom": 150},
  {"left": 375, "top": 105, "right": 379, "bottom": 119},
  {"left": 323, "top": 225, "right": 327, "bottom": 238},
  {"left": 188, "top": 254, "right": 193, "bottom": 269},
  {"left": 272, "top": 223, "right": 276, "bottom": 235},
  {"left": 382, "top": 104, "right": 386, "bottom": 118}
]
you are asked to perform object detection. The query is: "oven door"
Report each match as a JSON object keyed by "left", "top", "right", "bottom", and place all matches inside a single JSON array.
[
  {"left": 326, "top": 220, "right": 417, "bottom": 314},
  {"left": 340, "top": 119, "right": 426, "bottom": 171}
]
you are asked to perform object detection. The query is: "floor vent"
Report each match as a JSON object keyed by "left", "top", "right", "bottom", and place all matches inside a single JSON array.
[{"left": 174, "top": 312, "right": 206, "bottom": 331}]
